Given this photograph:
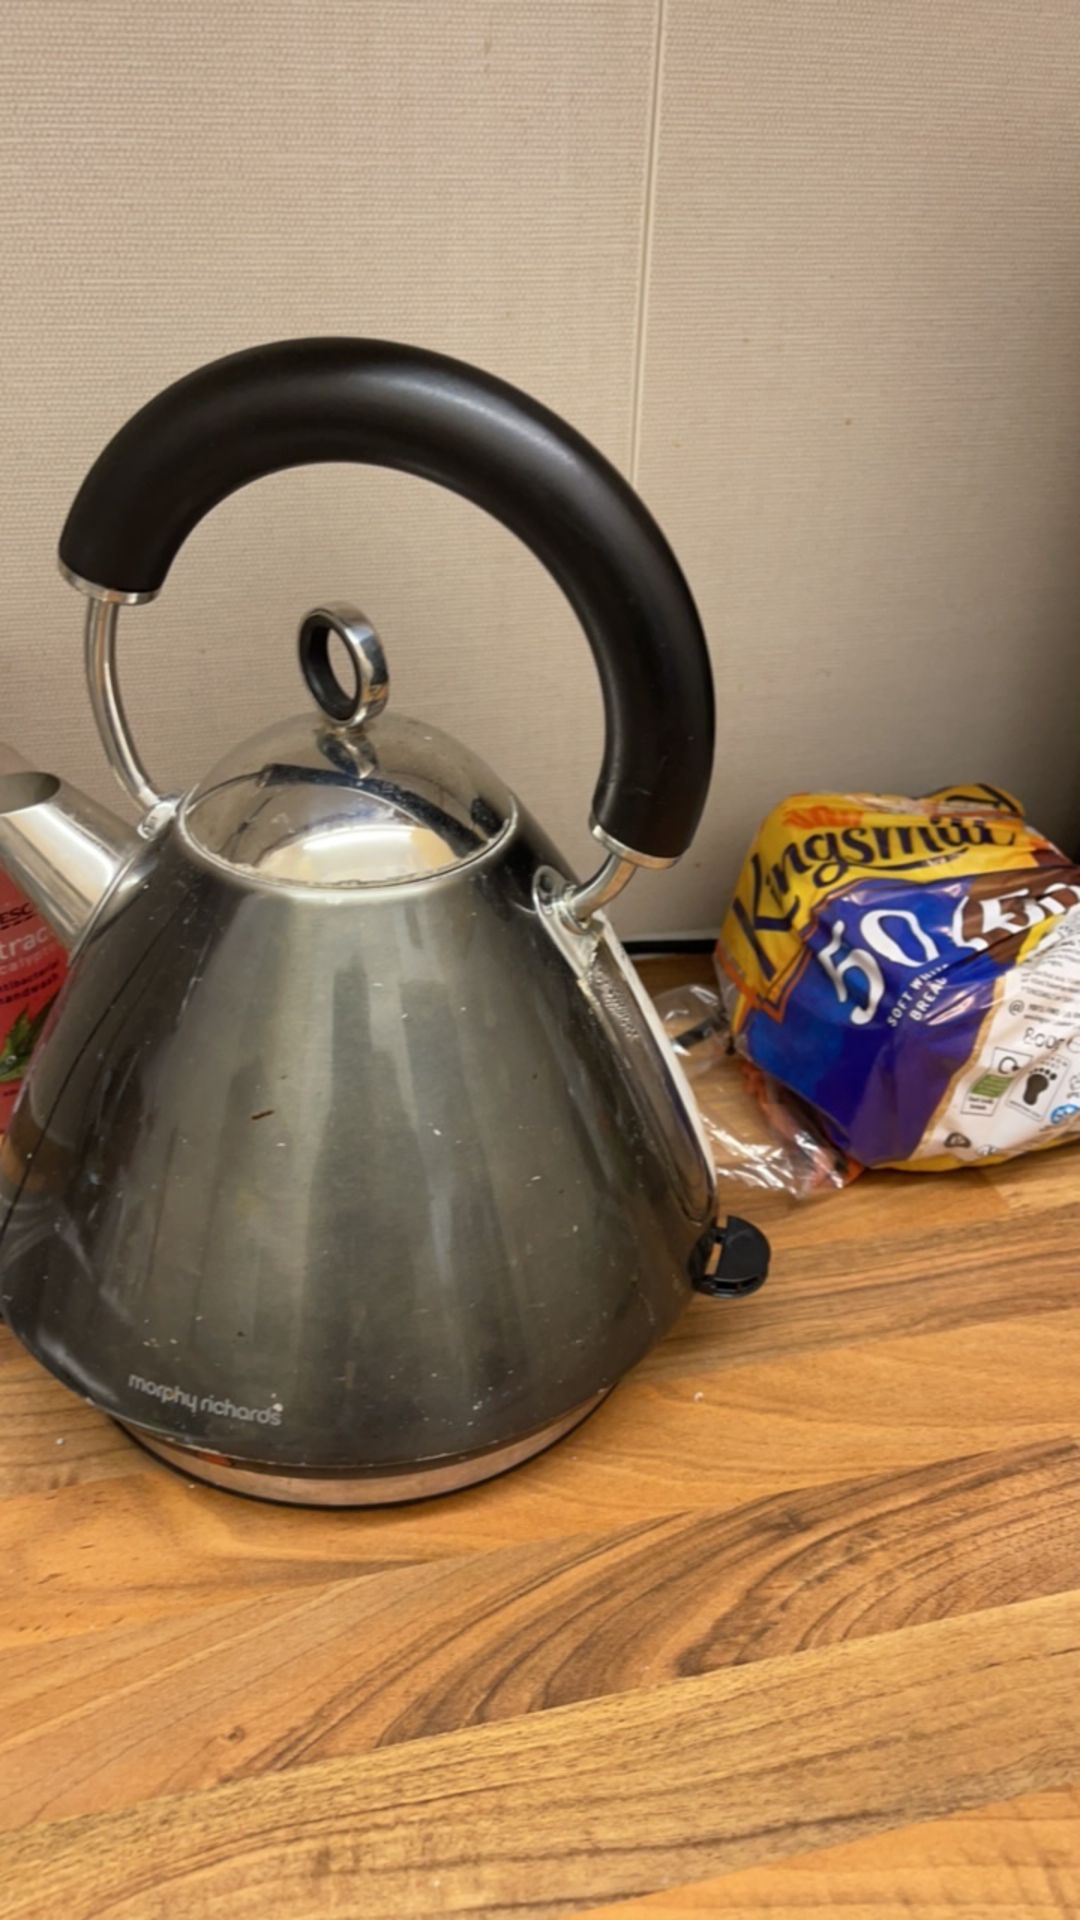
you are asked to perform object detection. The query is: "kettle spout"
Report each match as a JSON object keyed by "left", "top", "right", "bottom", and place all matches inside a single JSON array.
[{"left": 0, "top": 769, "right": 135, "bottom": 947}]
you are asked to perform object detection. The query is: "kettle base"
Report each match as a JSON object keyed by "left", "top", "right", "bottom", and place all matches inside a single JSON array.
[{"left": 120, "top": 1391, "right": 608, "bottom": 1506}]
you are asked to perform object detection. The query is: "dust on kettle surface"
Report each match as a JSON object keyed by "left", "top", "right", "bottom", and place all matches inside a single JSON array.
[{"left": 0, "top": 338, "right": 768, "bottom": 1505}]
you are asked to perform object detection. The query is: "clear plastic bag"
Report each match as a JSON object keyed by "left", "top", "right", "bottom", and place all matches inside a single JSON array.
[{"left": 657, "top": 983, "right": 854, "bottom": 1199}]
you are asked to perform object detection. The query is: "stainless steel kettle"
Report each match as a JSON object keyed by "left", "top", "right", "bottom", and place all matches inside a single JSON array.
[{"left": 0, "top": 340, "right": 767, "bottom": 1503}]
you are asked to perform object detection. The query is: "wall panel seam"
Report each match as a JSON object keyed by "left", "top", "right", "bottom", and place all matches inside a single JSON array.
[{"left": 629, "top": 0, "right": 667, "bottom": 485}]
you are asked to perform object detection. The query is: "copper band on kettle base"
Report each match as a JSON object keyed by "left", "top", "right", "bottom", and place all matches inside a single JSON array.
[{"left": 121, "top": 1390, "right": 609, "bottom": 1506}]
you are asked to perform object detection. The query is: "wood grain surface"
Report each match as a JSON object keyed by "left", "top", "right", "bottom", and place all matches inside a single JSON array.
[
  {"left": 584, "top": 1785, "right": 1080, "bottom": 1916},
  {"left": 0, "top": 957, "right": 1077, "bottom": 1916}
]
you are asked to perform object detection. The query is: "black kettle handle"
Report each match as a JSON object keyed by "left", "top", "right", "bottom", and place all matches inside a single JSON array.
[{"left": 58, "top": 339, "right": 713, "bottom": 863}]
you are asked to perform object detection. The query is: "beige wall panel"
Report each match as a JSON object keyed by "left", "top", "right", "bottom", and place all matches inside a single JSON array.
[
  {"left": 632, "top": 0, "right": 1080, "bottom": 935},
  {"left": 0, "top": 1, "right": 656, "bottom": 903}
]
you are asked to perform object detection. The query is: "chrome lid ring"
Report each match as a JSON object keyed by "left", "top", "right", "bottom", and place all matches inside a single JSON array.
[{"left": 298, "top": 604, "right": 389, "bottom": 730}]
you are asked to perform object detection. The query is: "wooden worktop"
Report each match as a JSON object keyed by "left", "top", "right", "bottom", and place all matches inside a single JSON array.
[{"left": 0, "top": 961, "right": 1077, "bottom": 1917}]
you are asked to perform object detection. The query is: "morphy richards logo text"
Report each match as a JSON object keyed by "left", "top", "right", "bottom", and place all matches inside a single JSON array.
[{"left": 128, "top": 1374, "right": 283, "bottom": 1425}]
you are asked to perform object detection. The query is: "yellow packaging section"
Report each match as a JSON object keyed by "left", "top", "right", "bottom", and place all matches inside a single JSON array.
[{"left": 718, "top": 784, "right": 1054, "bottom": 1026}]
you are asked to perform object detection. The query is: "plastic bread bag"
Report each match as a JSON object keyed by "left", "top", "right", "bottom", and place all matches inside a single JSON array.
[
  {"left": 656, "top": 982, "right": 853, "bottom": 1197},
  {"left": 715, "top": 783, "right": 1080, "bottom": 1174}
]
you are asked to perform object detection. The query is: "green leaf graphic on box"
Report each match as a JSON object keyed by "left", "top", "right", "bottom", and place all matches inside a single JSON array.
[
  {"left": 970, "top": 1069, "right": 1012, "bottom": 1099},
  {"left": 0, "top": 997, "right": 56, "bottom": 1082}
]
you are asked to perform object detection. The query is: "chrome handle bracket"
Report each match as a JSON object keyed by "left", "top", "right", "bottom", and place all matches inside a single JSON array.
[
  {"left": 561, "top": 854, "right": 637, "bottom": 925},
  {"left": 560, "top": 825, "right": 676, "bottom": 927},
  {"left": 83, "top": 600, "right": 163, "bottom": 814}
]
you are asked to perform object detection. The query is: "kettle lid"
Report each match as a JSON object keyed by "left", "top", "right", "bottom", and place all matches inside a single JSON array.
[{"left": 181, "top": 605, "right": 514, "bottom": 887}]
